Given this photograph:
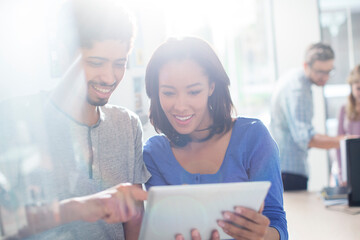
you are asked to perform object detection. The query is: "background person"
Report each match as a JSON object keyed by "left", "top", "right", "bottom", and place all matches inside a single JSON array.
[
  {"left": 270, "top": 42, "right": 352, "bottom": 191},
  {"left": 336, "top": 64, "right": 360, "bottom": 186}
]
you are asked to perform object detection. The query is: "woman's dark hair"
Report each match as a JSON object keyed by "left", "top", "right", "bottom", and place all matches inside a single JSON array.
[{"left": 145, "top": 37, "right": 235, "bottom": 147}]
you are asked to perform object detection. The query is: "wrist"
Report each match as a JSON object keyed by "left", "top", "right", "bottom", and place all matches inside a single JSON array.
[{"left": 59, "top": 198, "right": 81, "bottom": 224}]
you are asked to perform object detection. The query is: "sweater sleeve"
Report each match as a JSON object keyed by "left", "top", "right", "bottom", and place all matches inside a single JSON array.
[{"left": 246, "top": 120, "right": 288, "bottom": 240}]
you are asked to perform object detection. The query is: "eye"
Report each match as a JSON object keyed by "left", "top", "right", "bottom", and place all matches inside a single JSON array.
[
  {"left": 189, "top": 90, "right": 201, "bottom": 96},
  {"left": 86, "top": 61, "right": 103, "bottom": 67},
  {"left": 114, "top": 62, "right": 126, "bottom": 69},
  {"left": 161, "top": 91, "right": 175, "bottom": 97}
]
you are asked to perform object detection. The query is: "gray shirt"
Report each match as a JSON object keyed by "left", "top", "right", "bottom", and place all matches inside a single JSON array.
[{"left": 0, "top": 93, "right": 151, "bottom": 239}]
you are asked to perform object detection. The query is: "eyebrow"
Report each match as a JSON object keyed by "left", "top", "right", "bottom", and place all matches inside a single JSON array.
[
  {"left": 159, "top": 83, "right": 203, "bottom": 89},
  {"left": 86, "top": 56, "right": 127, "bottom": 62},
  {"left": 186, "top": 83, "right": 202, "bottom": 88}
]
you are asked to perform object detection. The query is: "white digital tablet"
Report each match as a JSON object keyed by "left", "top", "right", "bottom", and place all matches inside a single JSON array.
[{"left": 139, "top": 181, "right": 271, "bottom": 240}]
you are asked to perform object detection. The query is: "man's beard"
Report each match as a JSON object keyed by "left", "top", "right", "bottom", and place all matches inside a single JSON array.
[{"left": 87, "top": 95, "right": 108, "bottom": 106}]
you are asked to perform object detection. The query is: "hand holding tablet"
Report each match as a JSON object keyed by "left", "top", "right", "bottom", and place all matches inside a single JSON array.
[{"left": 139, "top": 181, "right": 271, "bottom": 240}]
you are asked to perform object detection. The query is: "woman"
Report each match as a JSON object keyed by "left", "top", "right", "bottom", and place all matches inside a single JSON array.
[
  {"left": 337, "top": 64, "right": 360, "bottom": 185},
  {"left": 144, "top": 37, "right": 287, "bottom": 240}
]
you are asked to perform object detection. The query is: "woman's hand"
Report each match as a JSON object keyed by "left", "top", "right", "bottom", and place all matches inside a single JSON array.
[
  {"left": 175, "top": 229, "right": 220, "bottom": 240},
  {"left": 173, "top": 203, "right": 277, "bottom": 240},
  {"left": 216, "top": 205, "right": 271, "bottom": 240}
]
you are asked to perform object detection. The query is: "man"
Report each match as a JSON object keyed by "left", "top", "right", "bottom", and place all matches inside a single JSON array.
[
  {"left": 270, "top": 43, "right": 347, "bottom": 191},
  {"left": 0, "top": 0, "right": 150, "bottom": 239}
]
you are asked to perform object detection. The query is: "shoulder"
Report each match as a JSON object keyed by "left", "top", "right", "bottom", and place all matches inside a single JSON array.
[
  {"left": 143, "top": 135, "right": 169, "bottom": 154},
  {"left": 232, "top": 117, "right": 274, "bottom": 145},
  {"left": 273, "top": 68, "right": 305, "bottom": 100},
  {"left": 1, "top": 92, "right": 48, "bottom": 109},
  {"left": 280, "top": 68, "right": 308, "bottom": 90},
  {"left": 1, "top": 92, "right": 50, "bottom": 122},
  {"left": 278, "top": 68, "right": 303, "bottom": 83},
  {"left": 101, "top": 104, "right": 141, "bottom": 127},
  {"left": 233, "top": 117, "right": 268, "bottom": 134}
]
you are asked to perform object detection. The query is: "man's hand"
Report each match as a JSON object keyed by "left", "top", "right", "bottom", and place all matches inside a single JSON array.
[{"left": 61, "top": 183, "right": 147, "bottom": 224}]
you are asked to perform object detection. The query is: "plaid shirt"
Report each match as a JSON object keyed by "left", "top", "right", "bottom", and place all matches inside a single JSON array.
[{"left": 270, "top": 68, "right": 316, "bottom": 177}]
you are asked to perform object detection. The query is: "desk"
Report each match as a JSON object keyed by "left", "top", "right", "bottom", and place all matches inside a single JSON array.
[{"left": 283, "top": 191, "right": 360, "bottom": 240}]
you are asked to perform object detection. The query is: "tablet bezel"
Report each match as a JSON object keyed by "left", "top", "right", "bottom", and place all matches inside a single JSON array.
[{"left": 139, "top": 181, "right": 271, "bottom": 240}]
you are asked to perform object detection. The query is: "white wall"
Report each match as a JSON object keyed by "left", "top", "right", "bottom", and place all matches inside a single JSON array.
[
  {"left": 0, "top": 0, "right": 54, "bottom": 102},
  {"left": 273, "top": 0, "right": 329, "bottom": 191},
  {"left": 113, "top": 0, "right": 331, "bottom": 190},
  {"left": 109, "top": 5, "right": 166, "bottom": 141}
]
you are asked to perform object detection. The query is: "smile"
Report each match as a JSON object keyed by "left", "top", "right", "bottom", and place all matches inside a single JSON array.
[
  {"left": 93, "top": 85, "right": 113, "bottom": 93},
  {"left": 175, "top": 115, "right": 193, "bottom": 121}
]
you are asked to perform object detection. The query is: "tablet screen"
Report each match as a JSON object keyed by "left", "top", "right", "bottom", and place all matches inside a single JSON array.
[{"left": 139, "top": 181, "right": 271, "bottom": 240}]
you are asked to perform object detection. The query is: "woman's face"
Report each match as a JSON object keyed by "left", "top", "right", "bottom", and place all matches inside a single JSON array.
[
  {"left": 351, "top": 81, "right": 360, "bottom": 104},
  {"left": 158, "top": 59, "right": 215, "bottom": 138}
]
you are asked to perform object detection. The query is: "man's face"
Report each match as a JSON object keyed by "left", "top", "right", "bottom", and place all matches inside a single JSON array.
[
  {"left": 80, "top": 40, "right": 129, "bottom": 106},
  {"left": 304, "top": 59, "right": 334, "bottom": 86}
]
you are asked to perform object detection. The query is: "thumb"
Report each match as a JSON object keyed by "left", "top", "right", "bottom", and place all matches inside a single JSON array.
[{"left": 258, "top": 202, "right": 265, "bottom": 213}]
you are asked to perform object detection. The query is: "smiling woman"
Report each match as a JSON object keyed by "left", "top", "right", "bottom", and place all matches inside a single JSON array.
[{"left": 143, "top": 37, "right": 288, "bottom": 240}]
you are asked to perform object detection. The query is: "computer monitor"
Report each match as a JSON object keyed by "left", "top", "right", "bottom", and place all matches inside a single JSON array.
[{"left": 346, "top": 138, "right": 360, "bottom": 206}]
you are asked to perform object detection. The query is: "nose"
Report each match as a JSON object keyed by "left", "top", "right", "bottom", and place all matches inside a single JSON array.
[
  {"left": 173, "top": 93, "right": 188, "bottom": 113},
  {"left": 100, "top": 64, "right": 117, "bottom": 86}
]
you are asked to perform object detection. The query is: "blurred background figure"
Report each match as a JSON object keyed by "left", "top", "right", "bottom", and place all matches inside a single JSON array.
[
  {"left": 270, "top": 43, "right": 349, "bottom": 191},
  {"left": 336, "top": 64, "right": 360, "bottom": 186}
]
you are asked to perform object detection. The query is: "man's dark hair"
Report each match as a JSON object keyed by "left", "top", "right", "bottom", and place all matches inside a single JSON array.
[
  {"left": 57, "top": 0, "right": 136, "bottom": 59},
  {"left": 304, "top": 42, "right": 334, "bottom": 66},
  {"left": 71, "top": 0, "right": 136, "bottom": 50}
]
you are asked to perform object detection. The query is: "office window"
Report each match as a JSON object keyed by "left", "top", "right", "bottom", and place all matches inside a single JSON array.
[
  {"left": 126, "top": 0, "right": 276, "bottom": 125},
  {"left": 319, "top": 0, "right": 360, "bottom": 185},
  {"left": 319, "top": 0, "right": 360, "bottom": 129},
  {"left": 166, "top": 0, "right": 277, "bottom": 124}
]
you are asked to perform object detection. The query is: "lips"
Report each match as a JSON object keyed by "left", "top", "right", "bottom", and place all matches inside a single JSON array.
[
  {"left": 91, "top": 84, "right": 114, "bottom": 98},
  {"left": 175, "top": 115, "right": 192, "bottom": 121},
  {"left": 93, "top": 85, "right": 112, "bottom": 93},
  {"left": 173, "top": 114, "right": 194, "bottom": 125}
]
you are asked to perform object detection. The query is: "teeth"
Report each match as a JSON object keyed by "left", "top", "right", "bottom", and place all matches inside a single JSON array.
[
  {"left": 175, "top": 115, "right": 192, "bottom": 121},
  {"left": 93, "top": 85, "right": 111, "bottom": 93}
]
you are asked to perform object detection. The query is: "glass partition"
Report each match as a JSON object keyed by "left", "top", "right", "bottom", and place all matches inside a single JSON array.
[{"left": 319, "top": 0, "right": 360, "bottom": 185}]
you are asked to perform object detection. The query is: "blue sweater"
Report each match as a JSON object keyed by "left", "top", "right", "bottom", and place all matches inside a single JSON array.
[{"left": 144, "top": 117, "right": 288, "bottom": 239}]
